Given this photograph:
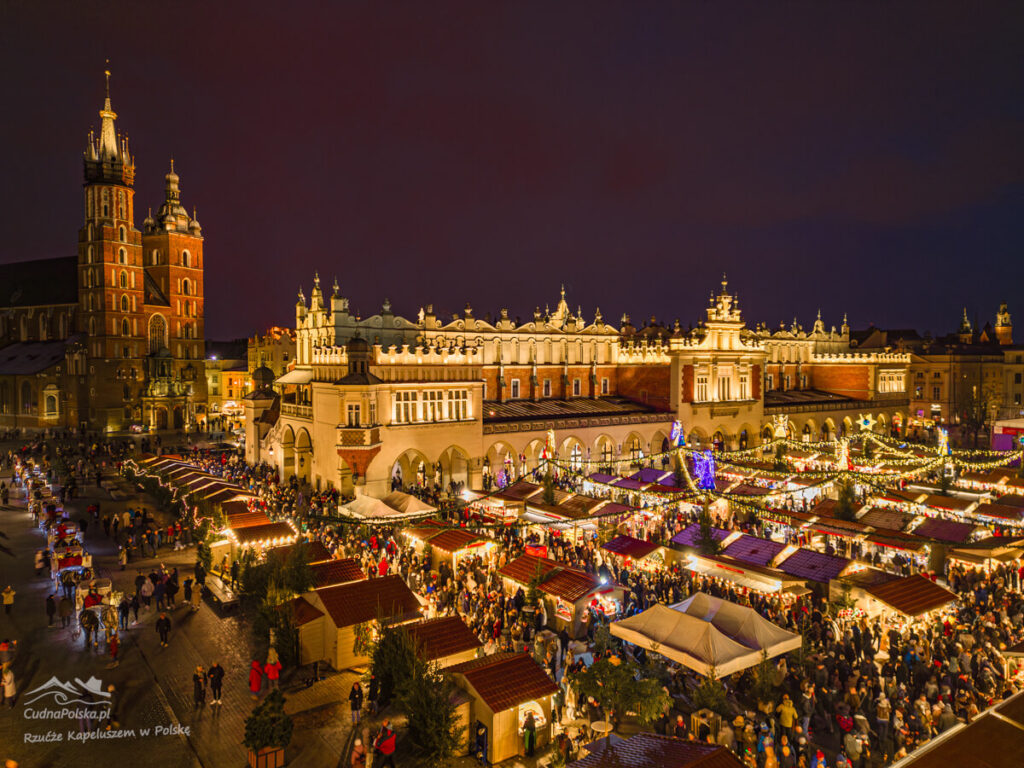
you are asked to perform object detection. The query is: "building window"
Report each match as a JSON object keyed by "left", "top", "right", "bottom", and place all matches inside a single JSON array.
[
  {"left": 182, "top": 278, "right": 191, "bottom": 296},
  {"left": 346, "top": 403, "right": 360, "bottom": 427},
  {"left": 120, "top": 295, "right": 129, "bottom": 312},
  {"left": 119, "top": 226, "right": 126, "bottom": 242},
  {"left": 932, "top": 386, "right": 941, "bottom": 400},
  {"left": 766, "top": 374, "right": 774, "bottom": 391},
  {"left": 86, "top": 246, "right": 93, "bottom": 264},
  {"left": 718, "top": 377, "right": 731, "bottom": 401},
  {"left": 423, "top": 390, "right": 443, "bottom": 421},
  {"left": 1015, "top": 394, "right": 1022, "bottom": 406},
  {"left": 121, "top": 318, "right": 130, "bottom": 336},
  {"left": 119, "top": 270, "right": 128, "bottom": 289},
  {"left": 1016, "top": 373, "right": 1022, "bottom": 385},
  {"left": 118, "top": 248, "right": 127, "bottom": 265},
  {"left": 510, "top": 379, "right": 520, "bottom": 398},
  {"left": 696, "top": 376, "right": 708, "bottom": 401},
  {"left": 572, "top": 378, "right": 581, "bottom": 396},
  {"left": 601, "top": 377, "right": 609, "bottom": 395},
  {"left": 393, "top": 391, "right": 418, "bottom": 424},
  {"left": 542, "top": 379, "right": 551, "bottom": 397},
  {"left": 182, "top": 250, "right": 191, "bottom": 268},
  {"left": 784, "top": 375, "right": 791, "bottom": 390},
  {"left": 368, "top": 401, "right": 377, "bottom": 424},
  {"left": 739, "top": 374, "right": 749, "bottom": 400},
  {"left": 447, "top": 390, "right": 468, "bottom": 421}
]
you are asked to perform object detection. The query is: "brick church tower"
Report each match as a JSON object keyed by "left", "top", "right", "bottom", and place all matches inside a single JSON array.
[{"left": 77, "top": 70, "right": 206, "bottom": 431}]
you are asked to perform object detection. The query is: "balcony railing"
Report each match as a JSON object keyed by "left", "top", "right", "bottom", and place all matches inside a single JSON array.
[
  {"left": 337, "top": 427, "right": 381, "bottom": 447},
  {"left": 281, "top": 403, "right": 312, "bottom": 419}
]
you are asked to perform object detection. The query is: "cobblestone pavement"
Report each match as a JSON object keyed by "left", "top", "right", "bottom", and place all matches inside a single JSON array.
[{"left": 0, "top": 462, "right": 356, "bottom": 768}]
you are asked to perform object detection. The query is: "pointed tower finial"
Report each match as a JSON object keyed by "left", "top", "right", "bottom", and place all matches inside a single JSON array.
[
  {"left": 104, "top": 60, "right": 111, "bottom": 98},
  {"left": 169, "top": 157, "right": 175, "bottom": 174},
  {"left": 721, "top": 272, "right": 728, "bottom": 292},
  {"left": 97, "top": 65, "right": 119, "bottom": 160},
  {"left": 817, "top": 308, "right": 822, "bottom": 320}
]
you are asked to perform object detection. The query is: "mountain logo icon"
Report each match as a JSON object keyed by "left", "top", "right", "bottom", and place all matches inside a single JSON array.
[{"left": 23, "top": 676, "right": 111, "bottom": 707}]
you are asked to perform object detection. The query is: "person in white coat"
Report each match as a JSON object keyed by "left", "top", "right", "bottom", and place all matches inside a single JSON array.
[{"left": 2, "top": 666, "right": 15, "bottom": 708}]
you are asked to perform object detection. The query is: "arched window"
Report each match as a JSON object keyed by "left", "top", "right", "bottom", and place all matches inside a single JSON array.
[
  {"left": 182, "top": 278, "right": 191, "bottom": 296},
  {"left": 87, "top": 223, "right": 94, "bottom": 240},
  {"left": 120, "top": 295, "right": 129, "bottom": 312},
  {"left": 45, "top": 395, "right": 57, "bottom": 415},
  {"left": 182, "top": 250, "right": 191, "bottom": 268},
  {"left": 88, "top": 317, "right": 96, "bottom": 336},
  {"left": 119, "top": 226, "right": 126, "bottom": 242},
  {"left": 86, "top": 246, "right": 93, "bottom": 264},
  {"left": 120, "top": 271, "right": 128, "bottom": 289},
  {"left": 149, "top": 314, "right": 167, "bottom": 354},
  {"left": 118, "top": 248, "right": 127, "bottom": 265},
  {"left": 121, "top": 319, "right": 130, "bottom": 336},
  {"left": 152, "top": 249, "right": 160, "bottom": 266},
  {"left": 87, "top": 294, "right": 95, "bottom": 312}
]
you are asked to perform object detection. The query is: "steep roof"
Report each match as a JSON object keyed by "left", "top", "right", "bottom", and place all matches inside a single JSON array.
[
  {"left": 143, "top": 270, "right": 169, "bottom": 307},
  {"left": 0, "top": 339, "right": 75, "bottom": 375},
  {"left": 314, "top": 575, "right": 421, "bottom": 629},
  {"left": 777, "top": 548, "right": 849, "bottom": 583},
  {"left": 571, "top": 733, "right": 744, "bottom": 768},
  {"left": 601, "top": 535, "right": 661, "bottom": 560},
  {"left": 863, "top": 574, "right": 958, "bottom": 617},
  {"left": 0, "top": 256, "right": 78, "bottom": 307},
  {"left": 405, "top": 616, "right": 481, "bottom": 662},
  {"left": 308, "top": 557, "right": 365, "bottom": 588},
  {"left": 448, "top": 652, "right": 558, "bottom": 713}
]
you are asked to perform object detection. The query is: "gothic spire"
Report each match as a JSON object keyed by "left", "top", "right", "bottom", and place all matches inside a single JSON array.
[{"left": 98, "top": 65, "right": 119, "bottom": 160}]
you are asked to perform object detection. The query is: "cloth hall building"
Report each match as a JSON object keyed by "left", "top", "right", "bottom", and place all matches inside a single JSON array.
[
  {"left": 0, "top": 72, "right": 207, "bottom": 432},
  {"left": 246, "top": 276, "right": 911, "bottom": 497}
]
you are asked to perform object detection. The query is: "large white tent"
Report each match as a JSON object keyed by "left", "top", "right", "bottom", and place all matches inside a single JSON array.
[
  {"left": 611, "top": 604, "right": 762, "bottom": 676},
  {"left": 673, "top": 593, "right": 802, "bottom": 659},
  {"left": 611, "top": 592, "right": 801, "bottom": 676},
  {"left": 338, "top": 492, "right": 436, "bottom": 523}
]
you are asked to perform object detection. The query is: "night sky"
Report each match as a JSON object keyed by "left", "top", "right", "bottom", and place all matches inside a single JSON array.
[{"left": 2, "top": 1, "right": 1022, "bottom": 340}]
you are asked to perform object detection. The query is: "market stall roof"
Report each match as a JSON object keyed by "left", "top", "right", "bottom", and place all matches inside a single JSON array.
[
  {"left": 205, "top": 486, "right": 254, "bottom": 504},
  {"left": 721, "top": 535, "right": 787, "bottom": 567},
  {"left": 865, "top": 530, "right": 928, "bottom": 552},
  {"left": 498, "top": 553, "right": 609, "bottom": 602},
  {"left": 920, "top": 494, "right": 976, "bottom": 513},
  {"left": 631, "top": 468, "right": 673, "bottom": 484},
  {"left": 587, "top": 472, "right": 617, "bottom": 484},
  {"left": 229, "top": 521, "right": 297, "bottom": 547},
  {"left": 291, "top": 597, "right": 324, "bottom": 626},
  {"left": 613, "top": 477, "right": 648, "bottom": 490},
  {"left": 380, "top": 491, "right": 436, "bottom": 516},
  {"left": 671, "top": 523, "right": 731, "bottom": 549},
  {"left": 308, "top": 557, "right": 365, "bottom": 588},
  {"left": 912, "top": 517, "right": 978, "bottom": 544},
  {"left": 593, "top": 502, "right": 639, "bottom": 518},
  {"left": 686, "top": 554, "right": 807, "bottom": 594},
  {"left": 496, "top": 480, "right": 542, "bottom": 501},
  {"left": 858, "top": 506, "right": 914, "bottom": 531},
  {"left": 426, "top": 528, "right": 489, "bottom": 554},
  {"left": 559, "top": 494, "right": 607, "bottom": 518},
  {"left": 570, "top": 734, "right": 745, "bottom": 768},
  {"left": 777, "top": 548, "right": 849, "bottom": 583},
  {"left": 448, "top": 652, "right": 559, "bottom": 712},
  {"left": 226, "top": 511, "right": 272, "bottom": 530},
  {"left": 889, "top": 689, "right": 1024, "bottom": 768},
  {"left": 339, "top": 494, "right": 432, "bottom": 522},
  {"left": 813, "top": 498, "right": 866, "bottom": 519},
  {"left": 611, "top": 605, "right": 763, "bottom": 677},
  {"left": 861, "top": 574, "right": 958, "bottom": 617},
  {"left": 403, "top": 520, "right": 449, "bottom": 541},
  {"left": 881, "top": 489, "right": 925, "bottom": 504},
  {"left": 728, "top": 483, "right": 771, "bottom": 496},
  {"left": 996, "top": 493, "right": 1024, "bottom": 508},
  {"left": 268, "top": 540, "right": 333, "bottom": 564},
  {"left": 974, "top": 502, "right": 1024, "bottom": 522},
  {"left": 275, "top": 368, "right": 314, "bottom": 385},
  {"left": 645, "top": 482, "right": 682, "bottom": 495},
  {"left": 498, "top": 553, "right": 561, "bottom": 584},
  {"left": 809, "top": 518, "right": 870, "bottom": 538},
  {"left": 601, "top": 535, "right": 661, "bottom": 561},
  {"left": 673, "top": 592, "right": 803, "bottom": 657},
  {"left": 312, "top": 575, "right": 421, "bottom": 629},
  {"left": 405, "top": 615, "right": 481, "bottom": 662}
]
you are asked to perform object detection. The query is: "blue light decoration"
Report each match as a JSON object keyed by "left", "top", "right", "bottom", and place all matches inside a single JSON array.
[
  {"left": 669, "top": 420, "right": 685, "bottom": 447},
  {"left": 937, "top": 427, "right": 951, "bottom": 456},
  {"left": 693, "top": 449, "right": 717, "bottom": 490}
]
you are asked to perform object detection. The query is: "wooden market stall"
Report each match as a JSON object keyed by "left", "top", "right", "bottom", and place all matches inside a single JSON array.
[
  {"left": 498, "top": 553, "right": 624, "bottom": 638},
  {"left": 832, "top": 570, "right": 958, "bottom": 620},
  {"left": 448, "top": 652, "right": 558, "bottom": 764},
  {"left": 405, "top": 615, "right": 482, "bottom": 668},
  {"left": 293, "top": 575, "right": 422, "bottom": 670}
]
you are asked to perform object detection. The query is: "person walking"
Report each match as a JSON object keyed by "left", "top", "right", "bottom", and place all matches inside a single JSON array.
[
  {"left": 107, "top": 631, "right": 119, "bottom": 668},
  {"left": 45, "top": 594, "right": 56, "bottom": 627},
  {"left": 58, "top": 595, "right": 72, "bottom": 628},
  {"left": 1, "top": 665, "right": 14, "bottom": 708},
  {"left": 348, "top": 682, "right": 363, "bottom": 725},
  {"left": 264, "top": 649, "right": 282, "bottom": 690},
  {"left": 373, "top": 719, "right": 398, "bottom": 768},
  {"left": 523, "top": 710, "right": 537, "bottom": 757},
  {"left": 208, "top": 662, "right": 224, "bottom": 705},
  {"left": 248, "top": 660, "right": 264, "bottom": 700},
  {"left": 2, "top": 586, "right": 14, "bottom": 616},
  {"left": 193, "top": 666, "right": 207, "bottom": 711},
  {"left": 190, "top": 582, "right": 203, "bottom": 612},
  {"left": 155, "top": 612, "right": 171, "bottom": 647}
]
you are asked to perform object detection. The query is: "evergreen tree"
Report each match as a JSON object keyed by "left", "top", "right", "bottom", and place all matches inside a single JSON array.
[
  {"left": 571, "top": 654, "right": 670, "bottom": 730},
  {"left": 834, "top": 479, "right": 858, "bottom": 521},
  {"left": 773, "top": 443, "right": 787, "bottom": 472}
]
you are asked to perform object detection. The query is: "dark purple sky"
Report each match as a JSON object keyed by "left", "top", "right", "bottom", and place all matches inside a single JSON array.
[{"left": 2, "top": 1, "right": 1022, "bottom": 340}]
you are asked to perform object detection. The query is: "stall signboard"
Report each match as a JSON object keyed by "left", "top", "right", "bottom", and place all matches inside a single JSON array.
[{"left": 525, "top": 544, "right": 548, "bottom": 558}]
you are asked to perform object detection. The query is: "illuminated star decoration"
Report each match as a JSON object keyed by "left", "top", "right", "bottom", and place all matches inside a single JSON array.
[
  {"left": 693, "top": 450, "right": 717, "bottom": 490},
  {"left": 857, "top": 413, "right": 876, "bottom": 433}
]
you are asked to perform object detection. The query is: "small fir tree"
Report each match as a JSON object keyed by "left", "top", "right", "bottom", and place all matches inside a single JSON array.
[{"left": 243, "top": 688, "right": 293, "bottom": 752}]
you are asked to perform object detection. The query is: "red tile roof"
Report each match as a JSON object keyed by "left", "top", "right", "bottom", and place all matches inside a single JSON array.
[
  {"left": 498, "top": 553, "right": 560, "bottom": 584},
  {"left": 449, "top": 652, "right": 558, "bottom": 713},
  {"left": 497, "top": 554, "right": 601, "bottom": 601},
  {"left": 426, "top": 528, "right": 487, "bottom": 553},
  {"left": 269, "top": 540, "right": 333, "bottom": 564},
  {"left": 404, "top": 616, "right": 481, "bottom": 662},
  {"left": 859, "top": 506, "right": 914, "bottom": 531},
  {"left": 315, "top": 575, "right": 421, "bottom": 629},
  {"left": 921, "top": 494, "right": 975, "bottom": 512},
  {"left": 309, "top": 558, "right": 365, "bottom": 588},
  {"left": 601, "top": 535, "right": 660, "bottom": 560},
  {"left": 913, "top": 517, "right": 977, "bottom": 544},
  {"left": 863, "top": 574, "right": 958, "bottom": 617},
  {"left": 292, "top": 596, "right": 324, "bottom": 626},
  {"left": 570, "top": 734, "right": 744, "bottom": 768}
]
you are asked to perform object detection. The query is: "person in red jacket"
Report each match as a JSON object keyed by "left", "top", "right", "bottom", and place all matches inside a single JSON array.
[
  {"left": 264, "top": 650, "right": 282, "bottom": 690},
  {"left": 248, "top": 660, "right": 264, "bottom": 700},
  {"left": 373, "top": 719, "right": 397, "bottom": 768}
]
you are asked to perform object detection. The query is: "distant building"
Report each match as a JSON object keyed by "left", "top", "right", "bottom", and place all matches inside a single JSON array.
[
  {"left": 205, "top": 340, "right": 249, "bottom": 424},
  {"left": 0, "top": 71, "right": 207, "bottom": 431},
  {"left": 248, "top": 326, "right": 296, "bottom": 379}
]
